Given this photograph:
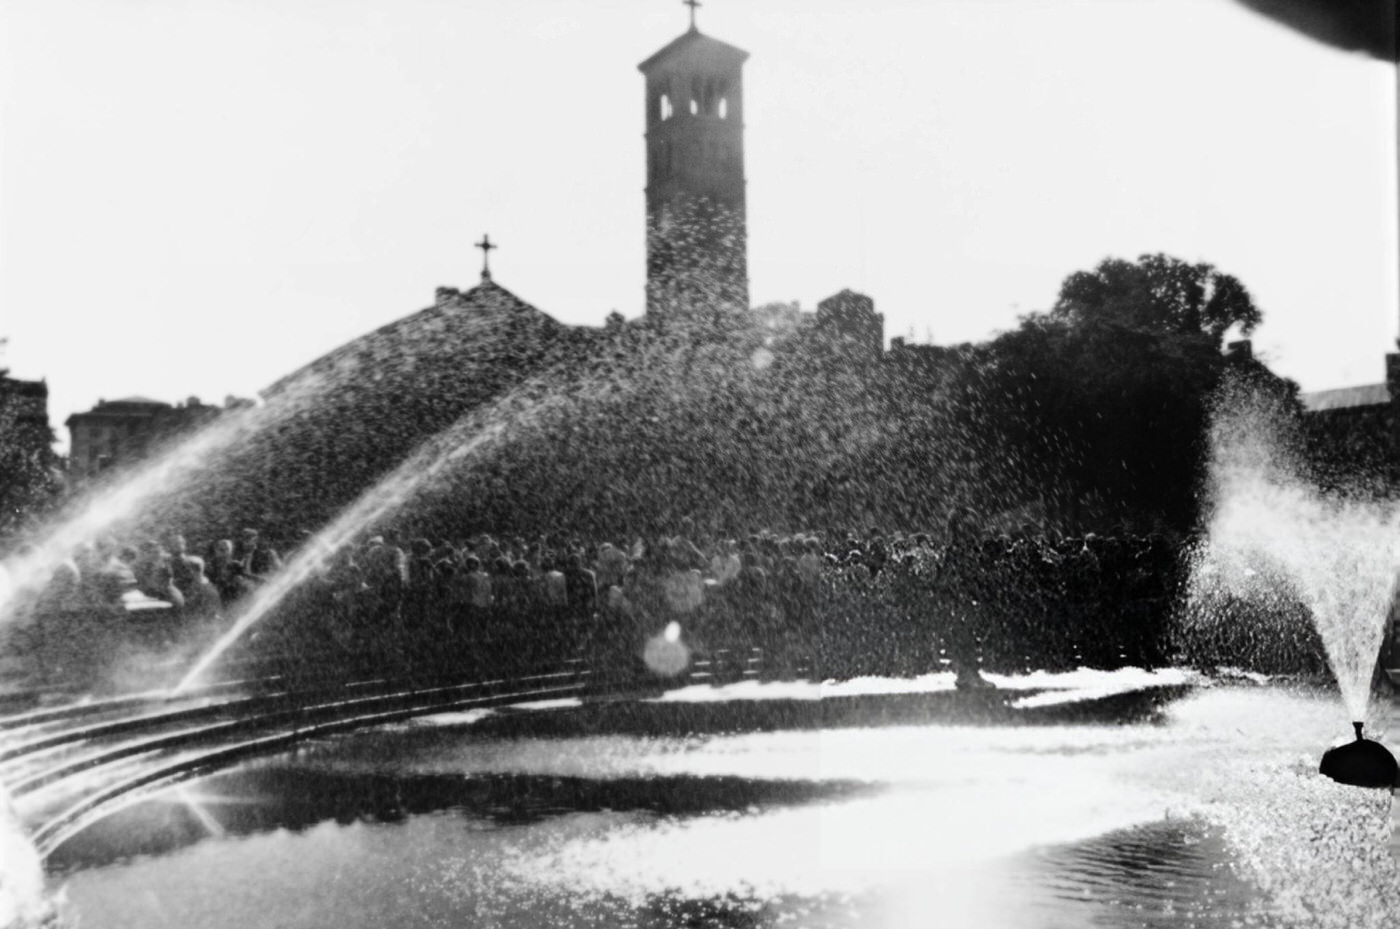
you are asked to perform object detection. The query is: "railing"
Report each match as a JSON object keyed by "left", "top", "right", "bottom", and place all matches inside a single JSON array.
[{"left": 0, "top": 646, "right": 789, "bottom": 860}]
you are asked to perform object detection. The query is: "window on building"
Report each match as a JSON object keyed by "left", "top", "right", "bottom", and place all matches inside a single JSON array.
[
  {"left": 719, "top": 97, "right": 728, "bottom": 119},
  {"left": 660, "top": 94, "right": 673, "bottom": 121},
  {"left": 689, "top": 98, "right": 698, "bottom": 116}
]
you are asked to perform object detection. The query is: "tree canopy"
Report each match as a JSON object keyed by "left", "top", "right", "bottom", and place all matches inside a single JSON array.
[
  {"left": 960, "top": 253, "right": 1286, "bottom": 532},
  {"left": 1052, "top": 253, "right": 1261, "bottom": 347},
  {"left": 0, "top": 375, "right": 61, "bottom": 541}
]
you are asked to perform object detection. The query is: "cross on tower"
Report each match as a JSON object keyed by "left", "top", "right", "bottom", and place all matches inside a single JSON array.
[
  {"left": 475, "top": 234, "right": 497, "bottom": 282},
  {"left": 684, "top": 0, "right": 701, "bottom": 30}
]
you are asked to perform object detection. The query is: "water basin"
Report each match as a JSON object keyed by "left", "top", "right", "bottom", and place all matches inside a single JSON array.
[{"left": 41, "top": 675, "right": 1400, "bottom": 929}]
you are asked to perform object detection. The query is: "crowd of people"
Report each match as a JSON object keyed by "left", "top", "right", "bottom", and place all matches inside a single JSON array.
[
  {"left": 4, "top": 515, "right": 1191, "bottom": 682},
  {"left": 7, "top": 528, "right": 286, "bottom": 623}
]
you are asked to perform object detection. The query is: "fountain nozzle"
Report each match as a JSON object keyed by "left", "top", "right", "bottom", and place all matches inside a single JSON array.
[{"left": 1320, "top": 720, "right": 1398, "bottom": 788}]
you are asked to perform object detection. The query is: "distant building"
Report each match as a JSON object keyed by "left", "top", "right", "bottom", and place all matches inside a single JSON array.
[
  {"left": 65, "top": 395, "right": 248, "bottom": 481},
  {"left": 1298, "top": 351, "right": 1400, "bottom": 487},
  {"left": 1301, "top": 382, "right": 1391, "bottom": 416},
  {"left": 815, "top": 290, "right": 885, "bottom": 362}
]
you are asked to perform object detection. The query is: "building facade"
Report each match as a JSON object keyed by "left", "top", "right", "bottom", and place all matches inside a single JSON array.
[
  {"left": 1298, "top": 351, "right": 1400, "bottom": 490},
  {"left": 65, "top": 396, "right": 245, "bottom": 481}
]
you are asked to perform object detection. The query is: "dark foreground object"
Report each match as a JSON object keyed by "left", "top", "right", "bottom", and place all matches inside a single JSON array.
[{"left": 1319, "top": 721, "right": 1398, "bottom": 788}]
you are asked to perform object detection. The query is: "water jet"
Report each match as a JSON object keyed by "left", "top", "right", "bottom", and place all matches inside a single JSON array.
[{"left": 1192, "top": 383, "right": 1400, "bottom": 787}]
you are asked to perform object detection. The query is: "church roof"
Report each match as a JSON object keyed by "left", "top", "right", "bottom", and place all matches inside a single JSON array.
[
  {"left": 638, "top": 27, "right": 749, "bottom": 73},
  {"left": 1300, "top": 382, "right": 1391, "bottom": 413},
  {"left": 105, "top": 396, "right": 170, "bottom": 407},
  {"left": 263, "top": 277, "right": 562, "bottom": 399}
]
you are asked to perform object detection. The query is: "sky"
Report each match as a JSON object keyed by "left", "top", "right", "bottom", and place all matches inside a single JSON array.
[{"left": 1, "top": 0, "right": 1395, "bottom": 449}]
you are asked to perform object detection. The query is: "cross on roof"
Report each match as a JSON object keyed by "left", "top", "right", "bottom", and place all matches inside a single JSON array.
[
  {"left": 475, "top": 234, "right": 497, "bottom": 282},
  {"left": 684, "top": 0, "right": 701, "bottom": 30}
]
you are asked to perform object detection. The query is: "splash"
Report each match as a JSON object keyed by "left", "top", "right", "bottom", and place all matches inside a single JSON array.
[
  {"left": 0, "top": 786, "right": 52, "bottom": 928},
  {"left": 1192, "top": 382, "right": 1400, "bottom": 723}
]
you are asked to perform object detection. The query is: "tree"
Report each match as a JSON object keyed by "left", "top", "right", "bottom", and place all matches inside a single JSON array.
[
  {"left": 0, "top": 374, "right": 62, "bottom": 541},
  {"left": 963, "top": 254, "right": 1283, "bottom": 532},
  {"left": 1053, "top": 253, "right": 1261, "bottom": 348}
]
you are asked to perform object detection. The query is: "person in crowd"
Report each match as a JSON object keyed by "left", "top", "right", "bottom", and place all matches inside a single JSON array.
[
  {"left": 206, "top": 538, "right": 249, "bottom": 607},
  {"left": 133, "top": 538, "right": 183, "bottom": 608},
  {"left": 731, "top": 544, "right": 770, "bottom": 645},
  {"left": 106, "top": 545, "right": 142, "bottom": 602},
  {"left": 73, "top": 541, "right": 107, "bottom": 609},
  {"left": 180, "top": 556, "right": 223, "bottom": 622},
  {"left": 797, "top": 537, "right": 823, "bottom": 587},
  {"left": 233, "top": 529, "right": 259, "bottom": 573},
  {"left": 167, "top": 533, "right": 201, "bottom": 603},
  {"left": 865, "top": 527, "right": 889, "bottom": 577},
  {"left": 491, "top": 556, "right": 523, "bottom": 626},
  {"left": 35, "top": 552, "right": 83, "bottom": 618},
  {"left": 541, "top": 557, "right": 567, "bottom": 611},
  {"left": 668, "top": 518, "right": 708, "bottom": 571},
  {"left": 403, "top": 538, "right": 439, "bottom": 632},
  {"left": 464, "top": 554, "right": 493, "bottom": 615},
  {"left": 939, "top": 506, "right": 993, "bottom": 690},
  {"left": 363, "top": 536, "right": 408, "bottom": 624},
  {"left": 595, "top": 542, "right": 630, "bottom": 591},
  {"left": 711, "top": 538, "right": 742, "bottom": 586},
  {"left": 248, "top": 532, "right": 283, "bottom": 583},
  {"left": 563, "top": 552, "right": 599, "bottom": 620}
]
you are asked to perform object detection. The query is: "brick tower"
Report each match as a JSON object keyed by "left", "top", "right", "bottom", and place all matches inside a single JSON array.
[{"left": 639, "top": 12, "right": 750, "bottom": 325}]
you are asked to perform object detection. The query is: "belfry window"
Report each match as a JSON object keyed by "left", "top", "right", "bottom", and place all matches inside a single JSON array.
[
  {"left": 689, "top": 98, "right": 698, "bottom": 115},
  {"left": 719, "top": 97, "right": 728, "bottom": 119},
  {"left": 659, "top": 93, "right": 673, "bottom": 121}
]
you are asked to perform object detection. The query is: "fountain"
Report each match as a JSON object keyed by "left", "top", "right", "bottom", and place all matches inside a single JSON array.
[
  {"left": 8, "top": 319, "right": 1400, "bottom": 926},
  {"left": 11, "top": 373, "right": 1400, "bottom": 928},
  {"left": 1190, "top": 379, "right": 1400, "bottom": 788}
]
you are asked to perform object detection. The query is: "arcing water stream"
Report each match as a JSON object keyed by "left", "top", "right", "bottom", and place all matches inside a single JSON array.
[
  {"left": 172, "top": 363, "right": 622, "bottom": 692},
  {"left": 172, "top": 327, "right": 804, "bottom": 692},
  {"left": 0, "top": 369, "right": 332, "bottom": 630}
]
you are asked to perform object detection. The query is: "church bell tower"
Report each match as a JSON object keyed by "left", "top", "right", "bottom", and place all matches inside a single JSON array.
[{"left": 639, "top": 7, "right": 749, "bottom": 324}]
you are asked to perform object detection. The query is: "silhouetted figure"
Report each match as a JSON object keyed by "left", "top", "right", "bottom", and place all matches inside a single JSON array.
[
  {"left": 940, "top": 507, "right": 993, "bottom": 690},
  {"left": 563, "top": 552, "right": 599, "bottom": 620},
  {"left": 134, "top": 539, "right": 182, "bottom": 608},
  {"left": 206, "top": 539, "right": 249, "bottom": 607},
  {"left": 180, "top": 556, "right": 222, "bottom": 622}
]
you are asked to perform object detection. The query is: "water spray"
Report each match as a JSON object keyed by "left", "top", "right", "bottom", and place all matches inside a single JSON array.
[{"left": 1194, "top": 380, "right": 1400, "bottom": 787}]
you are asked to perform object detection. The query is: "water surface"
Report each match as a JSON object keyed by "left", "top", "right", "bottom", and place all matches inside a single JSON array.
[{"left": 45, "top": 674, "right": 1399, "bottom": 928}]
